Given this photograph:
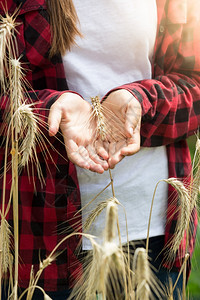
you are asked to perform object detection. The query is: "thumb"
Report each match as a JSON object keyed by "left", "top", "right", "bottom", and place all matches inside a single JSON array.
[
  {"left": 124, "top": 100, "right": 141, "bottom": 138},
  {"left": 124, "top": 104, "right": 134, "bottom": 138},
  {"left": 125, "top": 119, "right": 134, "bottom": 138},
  {"left": 48, "top": 104, "right": 62, "bottom": 136}
]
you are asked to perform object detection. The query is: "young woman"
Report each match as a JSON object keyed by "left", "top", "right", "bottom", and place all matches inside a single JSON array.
[{"left": 0, "top": 0, "right": 200, "bottom": 299}]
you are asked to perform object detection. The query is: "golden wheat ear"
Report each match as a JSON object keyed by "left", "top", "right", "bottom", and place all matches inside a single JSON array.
[
  {"left": 68, "top": 202, "right": 131, "bottom": 300},
  {"left": 99, "top": 200, "right": 131, "bottom": 300},
  {"left": 0, "top": 16, "right": 21, "bottom": 296},
  {"left": 0, "top": 9, "right": 20, "bottom": 93},
  {"left": 83, "top": 197, "right": 119, "bottom": 233},
  {"left": 162, "top": 178, "right": 191, "bottom": 262},
  {"left": 133, "top": 247, "right": 164, "bottom": 300},
  {"left": 91, "top": 96, "right": 107, "bottom": 141},
  {"left": 91, "top": 95, "right": 127, "bottom": 143},
  {"left": 191, "top": 135, "right": 200, "bottom": 207},
  {"left": 0, "top": 216, "right": 14, "bottom": 291}
]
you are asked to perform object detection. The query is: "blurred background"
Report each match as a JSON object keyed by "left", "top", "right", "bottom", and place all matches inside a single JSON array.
[{"left": 187, "top": 135, "right": 200, "bottom": 299}]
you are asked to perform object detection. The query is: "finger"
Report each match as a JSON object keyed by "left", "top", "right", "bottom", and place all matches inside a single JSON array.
[
  {"left": 120, "top": 134, "right": 140, "bottom": 156},
  {"left": 125, "top": 102, "right": 141, "bottom": 138},
  {"left": 103, "top": 141, "right": 110, "bottom": 154},
  {"left": 70, "top": 146, "right": 104, "bottom": 174},
  {"left": 108, "top": 141, "right": 116, "bottom": 158},
  {"left": 124, "top": 107, "right": 134, "bottom": 138},
  {"left": 108, "top": 151, "right": 124, "bottom": 169},
  {"left": 108, "top": 140, "right": 126, "bottom": 169},
  {"left": 48, "top": 103, "right": 62, "bottom": 136},
  {"left": 86, "top": 145, "right": 109, "bottom": 171},
  {"left": 66, "top": 141, "right": 91, "bottom": 170},
  {"left": 95, "top": 140, "right": 109, "bottom": 160}
]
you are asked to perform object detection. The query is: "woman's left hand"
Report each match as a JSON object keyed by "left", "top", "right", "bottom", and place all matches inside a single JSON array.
[{"left": 99, "top": 89, "right": 142, "bottom": 169}]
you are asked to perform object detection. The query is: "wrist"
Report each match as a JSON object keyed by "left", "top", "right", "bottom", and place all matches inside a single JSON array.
[{"left": 56, "top": 91, "right": 87, "bottom": 118}]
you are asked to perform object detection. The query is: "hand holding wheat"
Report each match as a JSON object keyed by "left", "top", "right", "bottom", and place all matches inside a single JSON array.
[
  {"left": 101, "top": 89, "right": 141, "bottom": 169},
  {"left": 48, "top": 92, "right": 109, "bottom": 173}
]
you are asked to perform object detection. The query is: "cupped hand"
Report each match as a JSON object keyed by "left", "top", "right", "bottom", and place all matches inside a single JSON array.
[
  {"left": 48, "top": 92, "right": 109, "bottom": 173},
  {"left": 100, "top": 89, "right": 142, "bottom": 169}
]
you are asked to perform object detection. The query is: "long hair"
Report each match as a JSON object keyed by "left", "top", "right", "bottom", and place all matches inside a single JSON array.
[{"left": 46, "top": 0, "right": 82, "bottom": 57}]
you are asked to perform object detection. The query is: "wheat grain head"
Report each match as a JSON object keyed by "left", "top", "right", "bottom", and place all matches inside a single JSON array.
[{"left": 163, "top": 178, "right": 191, "bottom": 261}]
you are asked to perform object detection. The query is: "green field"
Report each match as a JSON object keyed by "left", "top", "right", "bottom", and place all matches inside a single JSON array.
[
  {"left": 188, "top": 228, "right": 200, "bottom": 299},
  {"left": 187, "top": 136, "right": 200, "bottom": 299}
]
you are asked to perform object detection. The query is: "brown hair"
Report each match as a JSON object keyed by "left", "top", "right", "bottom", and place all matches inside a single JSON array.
[{"left": 46, "top": 0, "right": 82, "bottom": 57}]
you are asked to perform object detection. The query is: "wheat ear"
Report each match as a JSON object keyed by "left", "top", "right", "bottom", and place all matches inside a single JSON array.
[
  {"left": 6, "top": 57, "right": 33, "bottom": 300},
  {"left": 91, "top": 96, "right": 107, "bottom": 141},
  {"left": 90, "top": 96, "right": 131, "bottom": 298},
  {"left": 0, "top": 10, "right": 19, "bottom": 91},
  {"left": 0, "top": 13, "right": 20, "bottom": 298},
  {"left": 133, "top": 248, "right": 150, "bottom": 300},
  {"left": 190, "top": 136, "right": 200, "bottom": 208},
  {"left": 15, "top": 103, "right": 37, "bottom": 168},
  {"left": 133, "top": 247, "right": 164, "bottom": 300},
  {"left": 70, "top": 212, "right": 128, "bottom": 300},
  {"left": 91, "top": 96, "right": 123, "bottom": 243},
  {"left": 163, "top": 178, "right": 191, "bottom": 261},
  {"left": 0, "top": 216, "right": 13, "bottom": 275},
  {"left": 9, "top": 57, "right": 23, "bottom": 300},
  {"left": 84, "top": 197, "right": 119, "bottom": 233},
  {"left": 0, "top": 216, "right": 14, "bottom": 300}
]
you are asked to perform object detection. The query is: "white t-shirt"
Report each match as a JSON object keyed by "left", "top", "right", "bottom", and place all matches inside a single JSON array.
[{"left": 63, "top": 0, "right": 169, "bottom": 249}]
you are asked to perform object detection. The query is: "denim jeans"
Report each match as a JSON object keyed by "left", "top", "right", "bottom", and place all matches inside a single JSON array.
[
  {"left": 1, "top": 236, "right": 183, "bottom": 299},
  {"left": 1, "top": 286, "right": 72, "bottom": 300},
  {"left": 128, "top": 235, "right": 183, "bottom": 300}
]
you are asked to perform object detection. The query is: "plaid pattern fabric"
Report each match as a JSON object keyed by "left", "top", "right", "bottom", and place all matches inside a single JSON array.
[
  {"left": 0, "top": 0, "right": 199, "bottom": 291},
  {"left": 120, "top": 0, "right": 199, "bottom": 273}
]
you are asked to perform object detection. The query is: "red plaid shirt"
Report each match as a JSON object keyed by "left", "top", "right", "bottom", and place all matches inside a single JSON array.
[{"left": 0, "top": 0, "right": 199, "bottom": 292}]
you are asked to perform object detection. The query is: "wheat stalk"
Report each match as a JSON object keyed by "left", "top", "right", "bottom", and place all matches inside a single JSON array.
[
  {"left": 26, "top": 254, "right": 58, "bottom": 300},
  {"left": 83, "top": 96, "right": 132, "bottom": 299},
  {"left": 146, "top": 177, "right": 191, "bottom": 265},
  {"left": 0, "top": 10, "right": 19, "bottom": 92},
  {"left": 0, "top": 12, "right": 20, "bottom": 298},
  {"left": 9, "top": 57, "right": 21, "bottom": 300},
  {"left": 0, "top": 55, "right": 36, "bottom": 300},
  {"left": 18, "top": 285, "right": 53, "bottom": 300},
  {"left": 23, "top": 232, "right": 95, "bottom": 300},
  {"left": 69, "top": 205, "right": 129, "bottom": 300},
  {"left": 190, "top": 136, "right": 200, "bottom": 208}
]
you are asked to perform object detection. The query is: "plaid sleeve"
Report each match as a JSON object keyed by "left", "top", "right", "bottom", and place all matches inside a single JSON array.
[
  {"left": 116, "top": 0, "right": 200, "bottom": 147},
  {"left": 0, "top": 89, "right": 62, "bottom": 142}
]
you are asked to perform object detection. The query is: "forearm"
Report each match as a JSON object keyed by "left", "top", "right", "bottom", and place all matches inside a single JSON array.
[{"left": 120, "top": 72, "right": 200, "bottom": 146}]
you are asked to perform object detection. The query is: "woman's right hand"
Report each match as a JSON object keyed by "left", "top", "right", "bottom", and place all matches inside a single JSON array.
[{"left": 48, "top": 92, "right": 109, "bottom": 173}]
